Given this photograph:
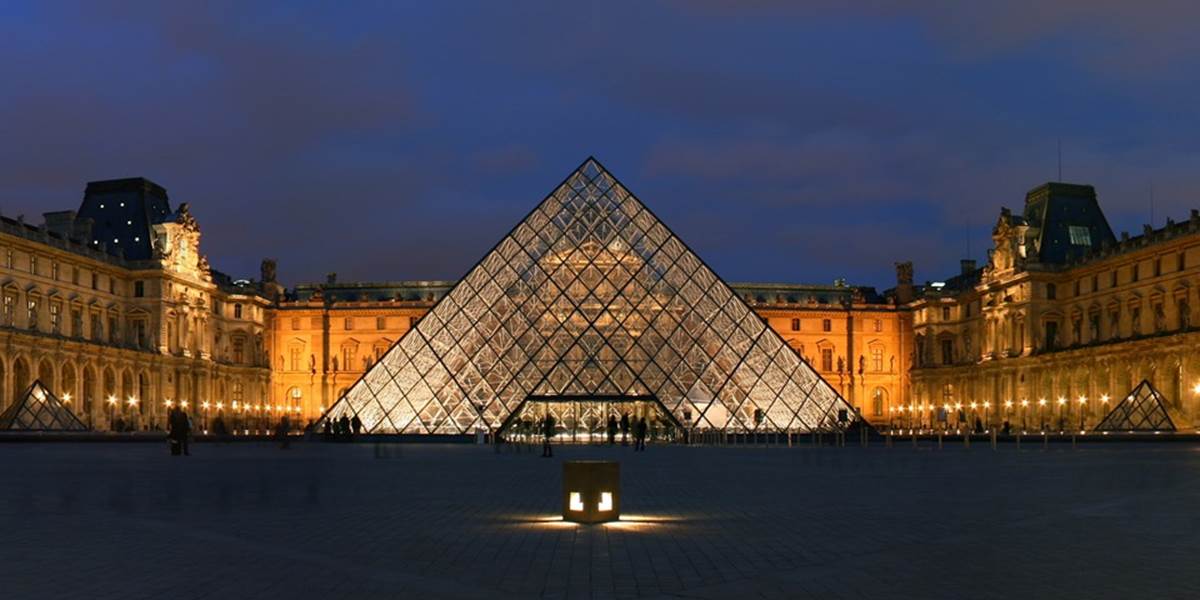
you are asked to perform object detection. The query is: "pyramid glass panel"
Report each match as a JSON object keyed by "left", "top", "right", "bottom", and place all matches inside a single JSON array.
[
  {"left": 0, "top": 380, "right": 89, "bottom": 432},
  {"left": 323, "top": 158, "right": 857, "bottom": 435}
]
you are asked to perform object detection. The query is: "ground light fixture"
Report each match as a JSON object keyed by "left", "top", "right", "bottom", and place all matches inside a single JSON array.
[{"left": 562, "top": 461, "right": 620, "bottom": 524}]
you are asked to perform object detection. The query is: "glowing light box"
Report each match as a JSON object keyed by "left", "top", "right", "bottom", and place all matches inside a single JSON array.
[{"left": 562, "top": 460, "right": 620, "bottom": 524}]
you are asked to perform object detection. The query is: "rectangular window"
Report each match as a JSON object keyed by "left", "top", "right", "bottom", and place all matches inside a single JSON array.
[
  {"left": 71, "top": 309, "right": 82, "bottom": 337},
  {"left": 1110, "top": 271, "right": 1117, "bottom": 288},
  {"left": 108, "top": 315, "right": 118, "bottom": 343},
  {"left": 29, "top": 254, "right": 38, "bottom": 275},
  {"left": 822, "top": 319, "right": 832, "bottom": 332},
  {"left": 289, "top": 347, "right": 302, "bottom": 371},
  {"left": 1132, "top": 263, "right": 1140, "bottom": 282},
  {"left": 27, "top": 298, "right": 39, "bottom": 330},
  {"left": 133, "top": 320, "right": 146, "bottom": 348},
  {"left": 344, "top": 317, "right": 354, "bottom": 330},
  {"left": 49, "top": 302, "right": 60, "bottom": 333},
  {"left": 342, "top": 346, "right": 356, "bottom": 371},
  {"left": 1179, "top": 252, "right": 1187, "bottom": 271},
  {"left": 1154, "top": 258, "right": 1161, "bottom": 277},
  {"left": 233, "top": 304, "right": 243, "bottom": 319},
  {"left": 941, "top": 339, "right": 953, "bottom": 365},
  {"left": 790, "top": 318, "right": 800, "bottom": 331},
  {"left": 72, "top": 266, "right": 79, "bottom": 285},
  {"left": 91, "top": 312, "right": 102, "bottom": 340},
  {"left": 377, "top": 316, "right": 387, "bottom": 330},
  {"left": 233, "top": 339, "right": 244, "bottom": 364},
  {"left": 871, "top": 347, "right": 883, "bottom": 371},
  {"left": 310, "top": 316, "right": 322, "bottom": 328},
  {"left": 820, "top": 348, "right": 833, "bottom": 371},
  {"left": 1046, "top": 284, "right": 1056, "bottom": 300},
  {"left": 1045, "top": 321, "right": 1058, "bottom": 350},
  {"left": 91, "top": 273, "right": 98, "bottom": 290},
  {"left": 1068, "top": 225, "right": 1091, "bottom": 246},
  {"left": 1073, "top": 280, "right": 1080, "bottom": 296},
  {"left": 291, "top": 317, "right": 300, "bottom": 330},
  {"left": 1091, "top": 275, "right": 1097, "bottom": 293},
  {"left": 3, "top": 248, "right": 11, "bottom": 269},
  {"left": 134, "top": 281, "right": 144, "bottom": 297},
  {"left": 51, "top": 261, "right": 59, "bottom": 280},
  {"left": 941, "top": 306, "right": 951, "bottom": 320},
  {"left": 2, "top": 294, "right": 13, "bottom": 326},
  {"left": 212, "top": 299, "right": 220, "bottom": 315},
  {"left": 874, "top": 319, "right": 883, "bottom": 332}
]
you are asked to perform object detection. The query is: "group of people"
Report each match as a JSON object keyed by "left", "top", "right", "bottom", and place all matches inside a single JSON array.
[
  {"left": 605, "top": 413, "right": 649, "bottom": 450},
  {"left": 537, "top": 412, "right": 651, "bottom": 457},
  {"left": 321, "top": 414, "right": 363, "bottom": 442}
]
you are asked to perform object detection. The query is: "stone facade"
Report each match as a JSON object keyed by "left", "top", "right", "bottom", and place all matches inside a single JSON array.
[
  {"left": 908, "top": 183, "right": 1200, "bottom": 431},
  {"left": 9, "top": 176, "right": 1196, "bottom": 433},
  {"left": 0, "top": 179, "right": 273, "bottom": 432}
]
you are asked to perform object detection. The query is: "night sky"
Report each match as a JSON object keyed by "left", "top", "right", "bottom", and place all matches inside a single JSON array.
[{"left": 3, "top": 2, "right": 1198, "bottom": 290}]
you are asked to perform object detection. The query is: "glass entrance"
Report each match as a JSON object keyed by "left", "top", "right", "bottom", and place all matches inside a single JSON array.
[{"left": 500, "top": 395, "right": 682, "bottom": 444}]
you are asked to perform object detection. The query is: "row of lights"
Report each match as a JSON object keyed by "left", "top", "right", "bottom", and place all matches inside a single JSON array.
[{"left": 890, "top": 394, "right": 1113, "bottom": 414}]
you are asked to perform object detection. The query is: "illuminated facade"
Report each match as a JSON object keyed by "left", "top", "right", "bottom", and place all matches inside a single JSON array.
[
  {"left": 0, "top": 178, "right": 273, "bottom": 431},
  {"left": 908, "top": 183, "right": 1200, "bottom": 431},
  {"left": 325, "top": 159, "right": 858, "bottom": 434}
]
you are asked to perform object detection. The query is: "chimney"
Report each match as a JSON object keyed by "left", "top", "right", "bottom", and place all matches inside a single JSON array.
[
  {"left": 960, "top": 259, "right": 976, "bottom": 276},
  {"left": 43, "top": 211, "right": 77, "bottom": 237},
  {"left": 894, "top": 261, "right": 914, "bottom": 304}
]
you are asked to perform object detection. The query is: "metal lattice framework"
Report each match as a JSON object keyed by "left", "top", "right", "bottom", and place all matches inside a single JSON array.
[
  {"left": 324, "top": 158, "right": 856, "bottom": 434},
  {"left": 1093, "top": 379, "right": 1177, "bottom": 432},
  {"left": 0, "top": 380, "right": 89, "bottom": 431}
]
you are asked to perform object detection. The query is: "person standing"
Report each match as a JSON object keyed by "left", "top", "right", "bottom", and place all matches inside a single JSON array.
[
  {"left": 634, "top": 417, "right": 648, "bottom": 452},
  {"left": 351, "top": 414, "right": 363, "bottom": 436},
  {"left": 620, "top": 412, "right": 630, "bottom": 446},
  {"left": 606, "top": 415, "right": 618, "bottom": 446},
  {"left": 339, "top": 414, "right": 351, "bottom": 441},
  {"left": 541, "top": 413, "right": 556, "bottom": 458}
]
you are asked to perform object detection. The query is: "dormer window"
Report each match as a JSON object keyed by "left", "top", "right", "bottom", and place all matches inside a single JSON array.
[{"left": 1068, "top": 226, "right": 1091, "bottom": 246}]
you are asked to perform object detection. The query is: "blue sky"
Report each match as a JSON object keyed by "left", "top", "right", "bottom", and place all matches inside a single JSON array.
[{"left": 2, "top": 1, "right": 1198, "bottom": 289}]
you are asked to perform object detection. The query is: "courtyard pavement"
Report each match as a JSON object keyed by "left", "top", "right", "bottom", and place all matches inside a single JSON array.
[{"left": 1, "top": 439, "right": 1199, "bottom": 599}]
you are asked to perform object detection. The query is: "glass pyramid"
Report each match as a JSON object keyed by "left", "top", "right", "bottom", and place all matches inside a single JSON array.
[
  {"left": 1093, "top": 379, "right": 1178, "bottom": 432},
  {"left": 0, "top": 380, "right": 89, "bottom": 432},
  {"left": 324, "top": 158, "right": 856, "bottom": 434}
]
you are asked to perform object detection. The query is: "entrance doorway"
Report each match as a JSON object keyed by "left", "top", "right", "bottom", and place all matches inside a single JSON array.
[{"left": 500, "top": 395, "right": 683, "bottom": 444}]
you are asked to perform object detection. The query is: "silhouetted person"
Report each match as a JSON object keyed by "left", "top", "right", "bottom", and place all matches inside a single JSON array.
[
  {"left": 606, "top": 415, "right": 618, "bottom": 445},
  {"left": 277, "top": 416, "right": 291, "bottom": 449},
  {"left": 351, "top": 414, "right": 363, "bottom": 436},
  {"left": 169, "top": 407, "right": 191, "bottom": 456},
  {"left": 974, "top": 416, "right": 983, "bottom": 434},
  {"left": 620, "top": 413, "right": 630, "bottom": 446},
  {"left": 634, "top": 417, "right": 648, "bottom": 451},
  {"left": 1002, "top": 420, "right": 1011, "bottom": 436},
  {"left": 339, "top": 414, "right": 351, "bottom": 441},
  {"left": 322, "top": 419, "right": 334, "bottom": 442},
  {"left": 212, "top": 415, "right": 228, "bottom": 439},
  {"left": 542, "top": 414, "right": 556, "bottom": 458}
]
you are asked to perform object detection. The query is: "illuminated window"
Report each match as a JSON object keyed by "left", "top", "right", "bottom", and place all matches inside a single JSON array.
[
  {"left": 1068, "top": 225, "right": 1091, "bottom": 246},
  {"left": 344, "top": 317, "right": 354, "bottom": 330},
  {"left": 2, "top": 294, "right": 14, "bottom": 326},
  {"left": 29, "top": 254, "right": 38, "bottom": 275},
  {"left": 49, "top": 302, "right": 60, "bottom": 333},
  {"left": 790, "top": 318, "right": 800, "bottom": 331},
  {"left": 51, "top": 261, "right": 59, "bottom": 280},
  {"left": 821, "top": 348, "right": 833, "bottom": 371},
  {"left": 289, "top": 347, "right": 303, "bottom": 372},
  {"left": 874, "top": 319, "right": 882, "bottom": 332},
  {"left": 871, "top": 347, "right": 883, "bottom": 371},
  {"left": 376, "top": 316, "right": 387, "bottom": 330},
  {"left": 27, "top": 297, "right": 39, "bottom": 330},
  {"left": 872, "top": 388, "right": 885, "bottom": 417}
]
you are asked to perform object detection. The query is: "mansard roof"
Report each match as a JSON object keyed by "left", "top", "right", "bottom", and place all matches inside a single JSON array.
[{"left": 1023, "top": 182, "right": 1116, "bottom": 265}]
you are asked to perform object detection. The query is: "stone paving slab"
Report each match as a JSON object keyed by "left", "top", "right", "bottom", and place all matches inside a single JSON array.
[{"left": 2, "top": 441, "right": 1199, "bottom": 599}]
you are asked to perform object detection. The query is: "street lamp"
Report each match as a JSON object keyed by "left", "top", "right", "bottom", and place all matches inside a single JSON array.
[
  {"left": 1056, "top": 397, "right": 1067, "bottom": 432},
  {"left": 1037, "top": 398, "right": 1047, "bottom": 431},
  {"left": 1077, "top": 395, "right": 1087, "bottom": 430}
]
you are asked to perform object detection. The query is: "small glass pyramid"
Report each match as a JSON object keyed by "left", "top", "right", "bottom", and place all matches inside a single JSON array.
[
  {"left": 325, "top": 158, "right": 856, "bottom": 434},
  {"left": 1093, "top": 379, "right": 1178, "bottom": 433},
  {"left": 0, "top": 380, "right": 89, "bottom": 431}
]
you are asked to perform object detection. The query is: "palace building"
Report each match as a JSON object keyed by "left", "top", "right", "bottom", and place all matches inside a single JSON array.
[
  {"left": 908, "top": 183, "right": 1200, "bottom": 431},
  {"left": 3, "top": 167, "right": 1198, "bottom": 433}
]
